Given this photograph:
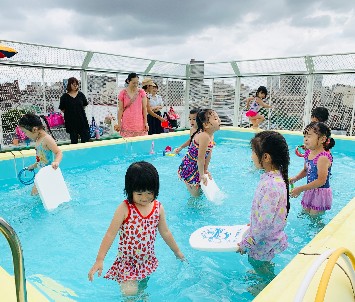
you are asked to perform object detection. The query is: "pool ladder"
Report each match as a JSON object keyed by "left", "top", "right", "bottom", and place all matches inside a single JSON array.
[
  {"left": 0, "top": 217, "right": 27, "bottom": 302},
  {"left": 294, "top": 247, "right": 355, "bottom": 301}
]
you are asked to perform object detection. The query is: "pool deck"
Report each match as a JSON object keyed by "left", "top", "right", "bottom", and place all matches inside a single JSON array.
[{"left": 254, "top": 197, "right": 355, "bottom": 302}]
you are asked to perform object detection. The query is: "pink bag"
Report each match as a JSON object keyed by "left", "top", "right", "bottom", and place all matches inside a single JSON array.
[
  {"left": 167, "top": 107, "right": 180, "bottom": 120},
  {"left": 46, "top": 112, "right": 65, "bottom": 128},
  {"left": 15, "top": 126, "right": 28, "bottom": 140}
]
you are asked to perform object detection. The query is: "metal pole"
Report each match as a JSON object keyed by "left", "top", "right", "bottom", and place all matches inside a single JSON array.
[
  {"left": 0, "top": 218, "right": 27, "bottom": 302},
  {"left": 304, "top": 74, "right": 315, "bottom": 128},
  {"left": 350, "top": 94, "right": 355, "bottom": 136},
  {"left": 41, "top": 68, "right": 46, "bottom": 114},
  {"left": 233, "top": 77, "right": 241, "bottom": 127}
]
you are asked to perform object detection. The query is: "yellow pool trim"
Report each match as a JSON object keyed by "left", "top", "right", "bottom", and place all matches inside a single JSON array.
[
  {"left": 0, "top": 267, "right": 49, "bottom": 302},
  {"left": 254, "top": 197, "right": 355, "bottom": 302},
  {"left": 1, "top": 127, "right": 353, "bottom": 162}
]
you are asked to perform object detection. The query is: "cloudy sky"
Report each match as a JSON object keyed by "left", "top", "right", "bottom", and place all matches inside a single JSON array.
[{"left": 1, "top": 0, "right": 355, "bottom": 63}]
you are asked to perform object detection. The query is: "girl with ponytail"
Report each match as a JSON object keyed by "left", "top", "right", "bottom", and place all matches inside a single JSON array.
[
  {"left": 177, "top": 109, "right": 221, "bottom": 197},
  {"left": 237, "top": 131, "right": 290, "bottom": 270}
]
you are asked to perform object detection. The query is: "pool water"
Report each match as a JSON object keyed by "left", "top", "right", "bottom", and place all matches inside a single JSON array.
[{"left": 0, "top": 131, "right": 354, "bottom": 302}]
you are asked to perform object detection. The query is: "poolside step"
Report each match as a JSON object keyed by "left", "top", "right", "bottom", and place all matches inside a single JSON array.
[{"left": 0, "top": 267, "right": 48, "bottom": 302}]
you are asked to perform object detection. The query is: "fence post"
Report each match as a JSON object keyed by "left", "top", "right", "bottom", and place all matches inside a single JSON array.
[
  {"left": 304, "top": 56, "right": 315, "bottom": 128},
  {"left": 350, "top": 94, "right": 355, "bottom": 136},
  {"left": 184, "top": 65, "right": 191, "bottom": 128},
  {"left": 234, "top": 77, "right": 241, "bottom": 127}
]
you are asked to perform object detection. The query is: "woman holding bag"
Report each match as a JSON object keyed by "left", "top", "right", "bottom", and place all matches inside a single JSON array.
[
  {"left": 114, "top": 73, "right": 149, "bottom": 137},
  {"left": 59, "top": 77, "right": 90, "bottom": 144}
]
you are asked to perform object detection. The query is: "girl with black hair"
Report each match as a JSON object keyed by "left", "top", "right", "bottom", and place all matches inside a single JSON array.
[
  {"left": 237, "top": 131, "right": 290, "bottom": 267},
  {"left": 88, "top": 161, "right": 185, "bottom": 297},
  {"left": 178, "top": 109, "right": 221, "bottom": 197},
  {"left": 290, "top": 122, "right": 335, "bottom": 215},
  {"left": 174, "top": 108, "right": 199, "bottom": 154},
  {"left": 18, "top": 113, "right": 63, "bottom": 195},
  {"left": 245, "top": 86, "right": 272, "bottom": 129}
]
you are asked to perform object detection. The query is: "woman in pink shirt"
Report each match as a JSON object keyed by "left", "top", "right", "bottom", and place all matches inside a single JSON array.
[{"left": 114, "top": 73, "right": 148, "bottom": 137}]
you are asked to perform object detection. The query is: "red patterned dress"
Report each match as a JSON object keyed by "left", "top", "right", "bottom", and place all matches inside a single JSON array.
[{"left": 104, "top": 200, "right": 160, "bottom": 282}]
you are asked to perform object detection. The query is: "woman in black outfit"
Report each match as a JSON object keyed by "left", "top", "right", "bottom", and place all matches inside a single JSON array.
[{"left": 59, "top": 77, "right": 90, "bottom": 144}]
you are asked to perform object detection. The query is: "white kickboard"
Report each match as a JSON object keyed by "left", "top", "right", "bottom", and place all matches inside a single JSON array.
[
  {"left": 189, "top": 225, "right": 250, "bottom": 252},
  {"left": 200, "top": 175, "right": 222, "bottom": 203},
  {"left": 34, "top": 166, "right": 71, "bottom": 211}
]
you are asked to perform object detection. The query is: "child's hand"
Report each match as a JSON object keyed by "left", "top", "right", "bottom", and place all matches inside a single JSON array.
[
  {"left": 114, "top": 124, "right": 121, "bottom": 132},
  {"left": 205, "top": 171, "right": 212, "bottom": 180},
  {"left": 51, "top": 161, "right": 59, "bottom": 170},
  {"left": 88, "top": 260, "right": 103, "bottom": 282},
  {"left": 200, "top": 174, "right": 208, "bottom": 186},
  {"left": 174, "top": 147, "right": 182, "bottom": 154},
  {"left": 290, "top": 186, "right": 302, "bottom": 198},
  {"left": 27, "top": 163, "right": 37, "bottom": 171},
  {"left": 236, "top": 244, "right": 245, "bottom": 255},
  {"left": 175, "top": 251, "right": 186, "bottom": 262},
  {"left": 289, "top": 177, "right": 296, "bottom": 184}
]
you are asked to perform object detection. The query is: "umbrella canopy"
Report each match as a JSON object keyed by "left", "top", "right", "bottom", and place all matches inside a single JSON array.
[{"left": 0, "top": 45, "right": 17, "bottom": 58}]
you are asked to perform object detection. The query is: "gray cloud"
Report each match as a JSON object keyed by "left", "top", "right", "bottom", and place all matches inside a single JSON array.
[{"left": 0, "top": 0, "right": 354, "bottom": 62}]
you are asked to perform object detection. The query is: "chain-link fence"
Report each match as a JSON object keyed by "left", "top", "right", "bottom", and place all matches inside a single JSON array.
[{"left": 1, "top": 40, "right": 354, "bottom": 148}]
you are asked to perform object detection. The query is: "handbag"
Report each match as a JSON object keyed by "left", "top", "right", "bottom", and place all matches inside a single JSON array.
[
  {"left": 46, "top": 112, "right": 65, "bottom": 128},
  {"left": 89, "top": 117, "right": 104, "bottom": 138},
  {"left": 167, "top": 107, "right": 180, "bottom": 120}
]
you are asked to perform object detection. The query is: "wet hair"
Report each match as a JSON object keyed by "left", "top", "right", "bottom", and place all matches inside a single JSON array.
[
  {"left": 18, "top": 113, "right": 55, "bottom": 139},
  {"left": 124, "top": 161, "right": 159, "bottom": 204},
  {"left": 125, "top": 73, "right": 139, "bottom": 85},
  {"left": 311, "top": 107, "right": 329, "bottom": 123},
  {"left": 255, "top": 86, "right": 268, "bottom": 98},
  {"left": 251, "top": 131, "right": 290, "bottom": 216},
  {"left": 66, "top": 77, "right": 79, "bottom": 92},
  {"left": 303, "top": 122, "right": 335, "bottom": 151},
  {"left": 189, "top": 108, "right": 199, "bottom": 115},
  {"left": 190, "top": 109, "right": 215, "bottom": 143}
]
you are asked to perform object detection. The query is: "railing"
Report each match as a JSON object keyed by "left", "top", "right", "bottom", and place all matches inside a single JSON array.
[
  {"left": 0, "top": 217, "right": 27, "bottom": 302},
  {"left": 0, "top": 39, "right": 354, "bottom": 148},
  {"left": 294, "top": 247, "right": 355, "bottom": 302}
]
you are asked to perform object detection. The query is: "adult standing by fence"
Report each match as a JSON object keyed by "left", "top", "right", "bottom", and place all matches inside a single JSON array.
[
  {"left": 59, "top": 77, "right": 90, "bottom": 144},
  {"left": 114, "top": 73, "right": 148, "bottom": 137},
  {"left": 147, "top": 81, "right": 164, "bottom": 134}
]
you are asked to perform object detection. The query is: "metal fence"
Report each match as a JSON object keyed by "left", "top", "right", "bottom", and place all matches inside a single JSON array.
[{"left": 0, "top": 40, "right": 354, "bottom": 148}]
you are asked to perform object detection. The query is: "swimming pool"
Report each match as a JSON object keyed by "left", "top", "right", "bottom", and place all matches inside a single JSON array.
[{"left": 0, "top": 129, "right": 354, "bottom": 301}]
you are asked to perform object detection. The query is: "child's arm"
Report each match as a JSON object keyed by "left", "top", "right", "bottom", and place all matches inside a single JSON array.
[
  {"left": 158, "top": 204, "right": 185, "bottom": 260},
  {"left": 88, "top": 202, "right": 127, "bottom": 281},
  {"left": 256, "top": 98, "right": 272, "bottom": 109},
  {"left": 289, "top": 164, "right": 307, "bottom": 184},
  {"left": 291, "top": 156, "right": 331, "bottom": 198},
  {"left": 44, "top": 136, "right": 62, "bottom": 170},
  {"left": 174, "top": 138, "right": 190, "bottom": 154},
  {"left": 245, "top": 97, "right": 253, "bottom": 109},
  {"left": 197, "top": 132, "right": 210, "bottom": 185}
]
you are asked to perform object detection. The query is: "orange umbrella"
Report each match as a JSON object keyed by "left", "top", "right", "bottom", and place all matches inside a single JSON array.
[{"left": 0, "top": 45, "right": 17, "bottom": 58}]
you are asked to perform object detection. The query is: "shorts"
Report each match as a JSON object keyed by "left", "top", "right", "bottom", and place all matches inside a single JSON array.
[{"left": 246, "top": 110, "right": 258, "bottom": 117}]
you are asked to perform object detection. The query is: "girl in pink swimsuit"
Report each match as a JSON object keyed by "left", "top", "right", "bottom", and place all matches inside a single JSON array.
[{"left": 88, "top": 161, "right": 185, "bottom": 298}]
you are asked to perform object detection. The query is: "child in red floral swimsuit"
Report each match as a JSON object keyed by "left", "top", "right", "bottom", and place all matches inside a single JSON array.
[{"left": 88, "top": 161, "right": 185, "bottom": 297}]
